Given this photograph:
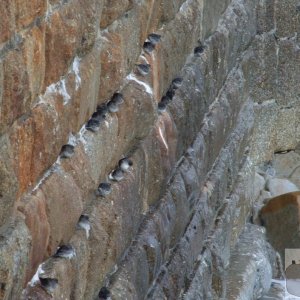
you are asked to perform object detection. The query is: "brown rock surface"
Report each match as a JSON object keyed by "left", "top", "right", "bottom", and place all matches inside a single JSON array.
[
  {"left": 0, "top": 45, "right": 30, "bottom": 134},
  {"left": 259, "top": 191, "right": 300, "bottom": 258},
  {"left": 100, "top": 0, "right": 133, "bottom": 28},
  {"left": 44, "top": 3, "right": 83, "bottom": 88},
  {"left": 9, "top": 104, "right": 66, "bottom": 197},
  {"left": 0, "top": 135, "right": 18, "bottom": 227},
  {"left": 15, "top": 0, "right": 46, "bottom": 29},
  {"left": 40, "top": 170, "right": 84, "bottom": 255},
  {"left": 17, "top": 190, "right": 50, "bottom": 283},
  {"left": 0, "top": 2, "right": 14, "bottom": 44}
]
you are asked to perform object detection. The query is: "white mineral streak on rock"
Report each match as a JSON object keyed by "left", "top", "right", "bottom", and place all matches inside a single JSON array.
[
  {"left": 67, "top": 133, "right": 77, "bottom": 147},
  {"left": 179, "top": 0, "right": 193, "bottom": 14},
  {"left": 59, "top": 79, "right": 71, "bottom": 105},
  {"left": 29, "top": 263, "right": 44, "bottom": 287},
  {"left": 43, "top": 79, "right": 71, "bottom": 105},
  {"left": 126, "top": 74, "right": 153, "bottom": 95},
  {"left": 32, "top": 168, "right": 53, "bottom": 193},
  {"left": 80, "top": 221, "right": 90, "bottom": 239},
  {"left": 158, "top": 126, "right": 168, "bottom": 152},
  {"left": 77, "top": 125, "right": 88, "bottom": 151},
  {"left": 34, "top": 55, "right": 82, "bottom": 109},
  {"left": 71, "top": 56, "right": 81, "bottom": 90}
]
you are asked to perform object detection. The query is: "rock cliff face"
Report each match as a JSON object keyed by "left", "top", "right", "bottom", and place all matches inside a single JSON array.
[{"left": 0, "top": 0, "right": 299, "bottom": 299}]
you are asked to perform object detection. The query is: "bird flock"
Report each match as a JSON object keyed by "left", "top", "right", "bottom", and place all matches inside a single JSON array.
[{"left": 38, "top": 31, "right": 205, "bottom": 298}]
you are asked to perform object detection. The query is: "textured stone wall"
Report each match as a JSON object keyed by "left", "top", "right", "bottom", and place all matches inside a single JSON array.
[{"left": 0, "top": 0, "right": 299, "bottom": 299}]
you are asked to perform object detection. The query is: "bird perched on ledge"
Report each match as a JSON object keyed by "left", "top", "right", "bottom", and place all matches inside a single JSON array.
[
  {"left": 109, "top": 167, "right": 124, "bottom": 182},
  {"left": 148, "top": 33, "right": 161, "bottom": 45},
  {"left": 60, "top": 144, "right": 75, "bottom": 159},
  {"left": 111, "top": 92, "right": 124, "bottom": 105},
  {"left": 98, "top": 287, "right": 111, "bottom": 300},
  {"left": 96, "top": 103, "right": 108, "bottom": 116},
  {"left": 143, "top": 41, "right": 155, "bottom": 54},
  {"left": 97, "top": 182, "right": 112, "bottom": 197},
  {"left": 118, "top": 157, "right": 133, "bottom": 172},
  {"left": 158, "top": 95, "right": 172, "bottom": 114},
  {"left": 77, "top": 215, "right": 91, "bottom": 238},
  {"left": 171, "top": 77, "right": 183, "bottom": 89},
  {"left": 136, "top": 63, "right": 151, "bottom": 76},
  {"left": 86, "top": 118, "right": 101, "bottom": 132},
  {"left": 158, "top": 101, "right": 168, "bottom": 114},
  {"left": 107, "top": 92, "right": 125, "bottom": 113},
  {"left": 91, "top": 111, "right": 106, "bottom": 122},
  {"left": 166, "top": 88, "right": 175, "bottom": 99},
  {"left": 107, "top": 100, "right": 119, "bottom": 113},
  {"left": 53, "top": 245, "right": 75, "bottom": 259},
  {"left": 194, "top": 41, "right": 205, "bottom": 57},
  {"left": 39, "top": 277, "right": 58, "bottom": 294}
]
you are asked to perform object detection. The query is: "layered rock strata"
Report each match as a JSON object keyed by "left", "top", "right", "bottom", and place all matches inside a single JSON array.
[{"left": 0, "top": 0, "right": 300, "bottom": 299}]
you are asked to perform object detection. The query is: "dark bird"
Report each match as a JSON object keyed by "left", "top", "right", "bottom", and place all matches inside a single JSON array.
[
  {"left": 39, "top": 277, "right": 58, "bottom": 294},
  {"left": 107, "top": 100, "right": 119, "bottom": 113},
  {"left": 78, "top": 214, "right": 89, "bottom": 226},
  {"left": 194, "top": 45, "right": 205, "bottom": 57},
  {"left": 119, "top": 158, "right": 133, "bottom": 172},
  {"left": 136, "top": 64, "right": 151, "bottom": 76},
  {"left": 97, "top": 182, "right": 112, "bottom": 197},
  {"left": 53, "top": 245, "right": 75, "bottom": 259},
  {"left": 109, "top": 168, "right": 124, "bottom": 182},
  {"left": 148, "top": 33, "right": 161, "bottom": 44},
  {"left": 166, "top": 88, "right": 175, "bottom": 99},
  {"left": 143, "top": 41, "right": 155, "bottom": 53},
  {"left": 161, "top": 95, "right": 171, "bottom": 104},
  {"left": 158, "top": 94, "right": 171, "bottom": 113},
  {"left": 86, "top": 118, "right": 100, "bottom": 132},
  {"left": 111, "top": 92, "right": 124, "bottom": 105},
  {"left": 158, "top": 101, "right": 168, "bottom": 113},
  {"left": 172, "top": 77, "right": 183, "bottom": 89},
  {"left": 60, "top": 144, "right": 75, "bottom": 159},
  {"left": 77, "top": 215, "right": 91, "bottom": 238},
  {"left": 91, "top": 111, "right": 106, "bottom": 122},
  {"left": 98, "top": 287, "right": 111, "bottom": 299},
  {"left": 97, "top": 104, "right": 108, "bottom": 116}
]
